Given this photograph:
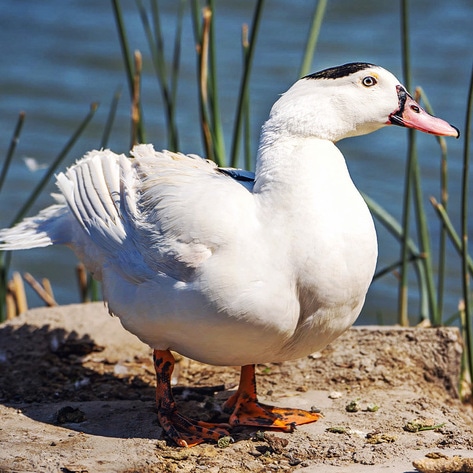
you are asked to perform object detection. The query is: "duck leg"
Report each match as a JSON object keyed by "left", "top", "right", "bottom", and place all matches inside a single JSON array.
[
  {"left": 153, "top": 349, "right": 230, "bottom": 447},
  {"left": 224, "top": 364, "right": 320, "bottom": 431}
]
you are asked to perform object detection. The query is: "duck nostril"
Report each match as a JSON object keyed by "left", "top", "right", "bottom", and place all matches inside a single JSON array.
[{"left": 411, "top": 105, "right": 420, "bottom": 113}]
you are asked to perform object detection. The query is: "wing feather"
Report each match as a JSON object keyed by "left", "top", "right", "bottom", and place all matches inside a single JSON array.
[{"left": 51, "top": 145, "right": 256, "bottom": 284}]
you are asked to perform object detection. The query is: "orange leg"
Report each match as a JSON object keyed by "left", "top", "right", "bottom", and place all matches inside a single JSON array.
[
  {"left": 223, "top": 364, "right": 320, "bottom": 431},
  {"left": 153, "top": 349, "right": 230, "bottom": 447}
]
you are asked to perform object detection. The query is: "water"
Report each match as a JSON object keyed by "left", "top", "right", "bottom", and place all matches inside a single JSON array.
[{"left": 0, "top": 1, "right": 472, "bottom": 324}]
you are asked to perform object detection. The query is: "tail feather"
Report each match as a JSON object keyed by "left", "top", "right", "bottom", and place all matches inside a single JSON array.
[
  {"left": 0, "top": 203, "right": 71, "bottom": 250},
  {"left": 0, "top": 149, "right": 129, "bottom": 254}
]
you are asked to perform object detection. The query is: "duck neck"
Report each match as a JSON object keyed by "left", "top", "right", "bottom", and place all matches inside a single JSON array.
[{"left": 254, "top": 124, "right": 350, "bottom": 197}]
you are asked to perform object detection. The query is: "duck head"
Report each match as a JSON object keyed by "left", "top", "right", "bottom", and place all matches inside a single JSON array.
[{"left": 266, "top": 62, "right": 459, "bottom": 142}]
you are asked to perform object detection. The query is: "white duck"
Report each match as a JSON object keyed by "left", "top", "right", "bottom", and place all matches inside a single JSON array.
[{"left": 0, "top": 63, "right": 458, "bottom": 447}]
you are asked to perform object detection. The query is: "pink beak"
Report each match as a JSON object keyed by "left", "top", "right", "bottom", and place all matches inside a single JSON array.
[{"left": 388, "top": 85, "right": 459, "bottom": 138}]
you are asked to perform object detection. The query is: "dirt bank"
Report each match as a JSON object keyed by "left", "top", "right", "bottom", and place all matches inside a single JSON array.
[{"left": 0, "top": 303, "right": 472, "bottom": 472}]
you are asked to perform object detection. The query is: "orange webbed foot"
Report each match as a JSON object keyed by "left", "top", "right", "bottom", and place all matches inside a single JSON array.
[
  {"left": 153, "top": 350, "right": 230, "bottom": 447},
  {"left": 224, "top": 365, "right": 320, "bottom": 431},
  {"left": 157, "top": 407, "right": 230, "bottom": 447}
]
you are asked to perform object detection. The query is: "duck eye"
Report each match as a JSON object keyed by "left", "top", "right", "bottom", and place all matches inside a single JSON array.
[{"left": 362, "top": 76, "right": 377, "bottom": 87}]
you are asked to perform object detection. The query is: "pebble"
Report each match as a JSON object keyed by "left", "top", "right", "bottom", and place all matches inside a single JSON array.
[{"left": 328, "top": 391, "right": 343, "bottom": 399}]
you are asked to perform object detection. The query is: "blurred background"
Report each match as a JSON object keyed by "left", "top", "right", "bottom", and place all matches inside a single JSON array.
[{"left": 0, "top": 0, "right": 472, "bottom": 324}]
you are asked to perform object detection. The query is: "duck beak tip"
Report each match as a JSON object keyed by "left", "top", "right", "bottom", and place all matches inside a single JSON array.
[
  {"left": 452, "top": 125, "right": 461, "bottom": 139},
  {"left": 389, "top": 86, "right": 459, "bottom": 139}
]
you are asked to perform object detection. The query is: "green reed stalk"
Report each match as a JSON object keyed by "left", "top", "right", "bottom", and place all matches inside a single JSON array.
[
  {"left": 190, "top": 2, "right": 226, "bottom": 164},
  {"left": 112, "top": 0, "right": 145, "bottom": 144},
  {"left": 0, "top": 257, "right": 6, "bottom": 322},
  {"left": 363, "top": 192, "right": 429, "bottom": 317},
  {"left": 0, "top": 112, "right": 25, "bottom": 194},
  {"left": 112, "top": 0, "right": 134, "bottom": 99},
  {"left": 299, "top": 0, "right": 328, "bottom": 77},
  {"left": 139, "top": 0, "right": 181, "bottom": 150},
  {"left": 430, "top": 198, "right": 473, "bottom": 276},
  {"left": 363, "top": 193, "right": 421, "bottom": 254},
  {"left": 189, "top": 0, "right": 203, "bottom": 131},
  {"left": 195, "top": 6, "right": 216, "bottom": 162},
  {"left": 138, "top": 0, "right": 171, "bottom": 141},
  {"left": 0, "top": 112, "right": 26, "bottom": 321},
  {"left": 241, "top": 24, "right": 252, "bottom": 170},
  {"left": 206, "top": 0, "right": 226, "bottom": 164},
  {"left": 444, "top": 310, "right": 462, "bottom": 327},
  {"left": 11, "top": 104, "right": 98, "bottom": 227},
  {"left": 130, "top": 51, "right": 143, "bottom": 147},
  {"left": 101, "top": 87, "right": 122, "bottom": 149},
  {"left": 409, "top": 131, "right": 435, "bottom": 323},
  {"left": 230, "top": 0, "right": 265, "bottom": 168},
  {"left": 417, "top": 87, "right": 450, "bottom": 321},
  {"left": 437, "top": 131, "right": 449, "bottom": 319},
  {"left": 411, "top": 89, "right": 438, "bottom": 324},
  {"left": 170, "top": 1, "right": 185, "bottom": 141},
  {"left": 398, "top": 1, "right": 437, "bottom": 324},
  {"left": 398, "top": 0, "right": 413, "bottom": 325},
  {"left": 190, "top": 0, "right": 201, "bottom": 40},
  {"left": 373, "top": 255, "right": 421, "bottom": 280},
  {"left": 461, "top": 64, "right": 473, "bottom": 382}
]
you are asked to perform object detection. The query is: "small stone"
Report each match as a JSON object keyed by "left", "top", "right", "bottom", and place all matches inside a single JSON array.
[
  {"left": 217, "top": 436, "right": 234, "bottom": 448},
  {"left": 61, "top": 465, "right": 89, "bottom": 473},
  {"left": 346, "top": 399, "right": 360, "bottom": 412},
  {"left": 56, "top": 406, "right": 86, "bottom": 424},
  {"left": 326, "top": 426, "right": 347, "bottom": 434},
  {"left": 413, "top": 455, "right": 473, "bottom": 473},
  {"left": 265, "top": 433, "right": 289, "bottom": 453},
  {"left": 328, "top": 391, "right": 342, "bottom": 399},
  {"left": 366, "top": 432, "right": 396, "bottom": 444},
  {"left": 365, "top": 403, "right": 380, "bottom": 412}
]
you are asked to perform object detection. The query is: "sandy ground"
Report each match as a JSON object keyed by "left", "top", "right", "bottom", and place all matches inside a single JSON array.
[{"left": 0, "top": 303, "right": 472, "bottom": 473}]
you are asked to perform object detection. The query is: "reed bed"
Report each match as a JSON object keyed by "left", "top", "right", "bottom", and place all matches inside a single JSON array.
[{"left": 0, "top": 1, "right": 472, "bottom": 396}]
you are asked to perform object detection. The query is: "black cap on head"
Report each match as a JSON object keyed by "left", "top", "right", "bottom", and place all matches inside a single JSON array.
[{"left": 303, "top": 62, "right": 376, "bottom": 80}]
